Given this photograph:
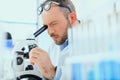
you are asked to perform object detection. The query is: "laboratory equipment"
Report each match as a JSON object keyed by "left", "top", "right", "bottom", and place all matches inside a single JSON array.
[
  {"left": 12, "top": 25, "right": 48, "bottom": 80},
  {"left": 66, "top": 1, "right": 120, "bottom": 80}
]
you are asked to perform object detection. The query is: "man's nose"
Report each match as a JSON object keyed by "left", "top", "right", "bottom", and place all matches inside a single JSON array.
[{"left": 48, "top": 27, "right": 55, "bottom": 35}]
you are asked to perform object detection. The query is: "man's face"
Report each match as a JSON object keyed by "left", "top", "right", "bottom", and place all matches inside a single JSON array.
[{"left": 42, "top": 6, "right": 70, "bottom": 45}]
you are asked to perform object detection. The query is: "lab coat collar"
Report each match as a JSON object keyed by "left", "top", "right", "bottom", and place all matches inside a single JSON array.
[{"left": 60, "top": 40, "right": 68, "bottom": 51}]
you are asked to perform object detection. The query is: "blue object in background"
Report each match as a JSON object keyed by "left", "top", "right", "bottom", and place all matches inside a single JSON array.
[
  {"left": 4, "top": 32, "right": 14, "bottom": 49},
  {"left": 109, "top": 61, "right": 115, "bottom": 80},
  {"left": 72, "top": 63, "right": 82, "bottom": 80},
  {"left": 6, "top": 40, "right": 13, "bottom": 48},
  {"left": 108, "top": 61, "right": 120, "bottom": 80},
  {"left": 88, "top": 70, "right": 95, "bottom": 80},
  {"left": 99, "top": 61, "right": 120, "bottom": 80},
  {"left": 99, "top": 61, "right": 106, "bottom": 80}
]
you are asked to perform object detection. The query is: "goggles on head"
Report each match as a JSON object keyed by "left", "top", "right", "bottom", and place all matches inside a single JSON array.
[{"left": 38, "top": 1, "right": 72, "bottom": 15}]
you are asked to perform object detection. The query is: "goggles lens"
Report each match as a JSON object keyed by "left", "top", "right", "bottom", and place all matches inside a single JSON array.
[{"left": 38, "top": 1, "right": 71, "bottom": 15}]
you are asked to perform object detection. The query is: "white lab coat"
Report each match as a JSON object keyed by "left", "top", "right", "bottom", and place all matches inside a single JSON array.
[
  {"left": 48, "top": 24, "right": 80, "bottom": 80},
  {"left": 48, "top": 43, "right": 70, "bottom": 80}
]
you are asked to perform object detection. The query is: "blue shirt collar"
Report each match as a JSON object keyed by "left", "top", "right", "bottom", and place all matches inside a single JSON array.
[{"left": 60, "top": 40, "right": 68, "bottom": 51}]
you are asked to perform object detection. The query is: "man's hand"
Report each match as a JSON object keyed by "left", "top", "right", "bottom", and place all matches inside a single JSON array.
[{"left": 29, "top": 47, "right": 56, "bottom": 79}]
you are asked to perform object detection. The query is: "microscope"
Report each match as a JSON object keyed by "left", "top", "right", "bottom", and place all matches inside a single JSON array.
[{"left": 12, "top": 25, "right": 48, "bottom": 80}]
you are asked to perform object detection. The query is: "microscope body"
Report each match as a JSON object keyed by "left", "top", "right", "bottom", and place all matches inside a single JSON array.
[
  {"left": 12, "top": 25, "right": 48, "bottom": 80},
  {"left": 12, "top": 39, "right": 43, "bottom": 80}
]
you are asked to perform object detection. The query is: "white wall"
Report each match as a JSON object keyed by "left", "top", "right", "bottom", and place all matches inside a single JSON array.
[
  {"left": 0, "top": 0, "right": 38, "bottom": 47},
  {"left": 0, "top": 0, "right": 38, "bottom": 79}
]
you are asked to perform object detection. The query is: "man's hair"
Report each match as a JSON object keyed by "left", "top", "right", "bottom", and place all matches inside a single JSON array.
[
  {"left": 40, "top": 0, "right": 76, "bottom": 22},
  {"left": 40, "top": 0, "right": 76, "bottom": 12}
]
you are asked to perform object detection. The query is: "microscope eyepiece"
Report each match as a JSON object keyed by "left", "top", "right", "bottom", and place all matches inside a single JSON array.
[{"left": 34, "top": 25, "right": 48, "bottom": 38}]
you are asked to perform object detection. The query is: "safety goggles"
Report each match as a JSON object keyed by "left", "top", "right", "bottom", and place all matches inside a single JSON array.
[{"left": 38, "top": 1, "right": 72, "bottom": 15}]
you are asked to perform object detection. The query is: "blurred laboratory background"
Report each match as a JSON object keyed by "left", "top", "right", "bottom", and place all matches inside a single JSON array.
[{"left": 0, "top": 0, "right": 120, "bottom": 80}]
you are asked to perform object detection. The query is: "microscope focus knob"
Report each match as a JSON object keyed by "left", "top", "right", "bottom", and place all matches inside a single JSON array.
[
  {"left": 17, "top": 57, "right": 23, "bottom": 65},
  {"left": 25, "top": 65, "right": 33, "bottom": 70}
]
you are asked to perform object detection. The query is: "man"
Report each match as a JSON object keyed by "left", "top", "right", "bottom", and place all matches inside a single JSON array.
[{"left": 29, "top": 0, "right": 80, "bottom": 79}]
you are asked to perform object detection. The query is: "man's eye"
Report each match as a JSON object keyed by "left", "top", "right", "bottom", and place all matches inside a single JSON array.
[{"left": 52, "top": 23, "right": 57, "bottom": 25}]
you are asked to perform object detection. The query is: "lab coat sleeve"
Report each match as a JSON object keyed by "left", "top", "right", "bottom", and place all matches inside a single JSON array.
[
  {"left": 52, "top": 67, "right": 62, "bottom": 80},
  {"left": 43, "top": 67, "right": 62, "bottom": 80}
]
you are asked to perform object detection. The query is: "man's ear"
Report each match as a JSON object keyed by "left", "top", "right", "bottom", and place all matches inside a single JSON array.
[{"left": 68, "top": 12, "right": 77, "bottom": 25}]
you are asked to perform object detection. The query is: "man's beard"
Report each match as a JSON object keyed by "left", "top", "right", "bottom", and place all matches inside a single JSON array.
[
  {"left": 50, "top": 33, "right": 67, "bottom": 45},
  {"left": 55, "top": 19, "right": 71, "bottom": 45},
  {"left": 51, "top": 18, "right": 71, "bottom": 45}
]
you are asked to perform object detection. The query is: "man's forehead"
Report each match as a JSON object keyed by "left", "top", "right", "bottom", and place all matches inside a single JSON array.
[
  {"left": 41, "top": 7, "right": 61, "bottom": 19},
  {"left": 41, "top": 6, "right": 63, "bottom": 23},
  {"left": 42, "top": 5, "right": 61, "bottom": 14},
  {"left": 42, "top": 15, "right": 60, "bottom": 25}
]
